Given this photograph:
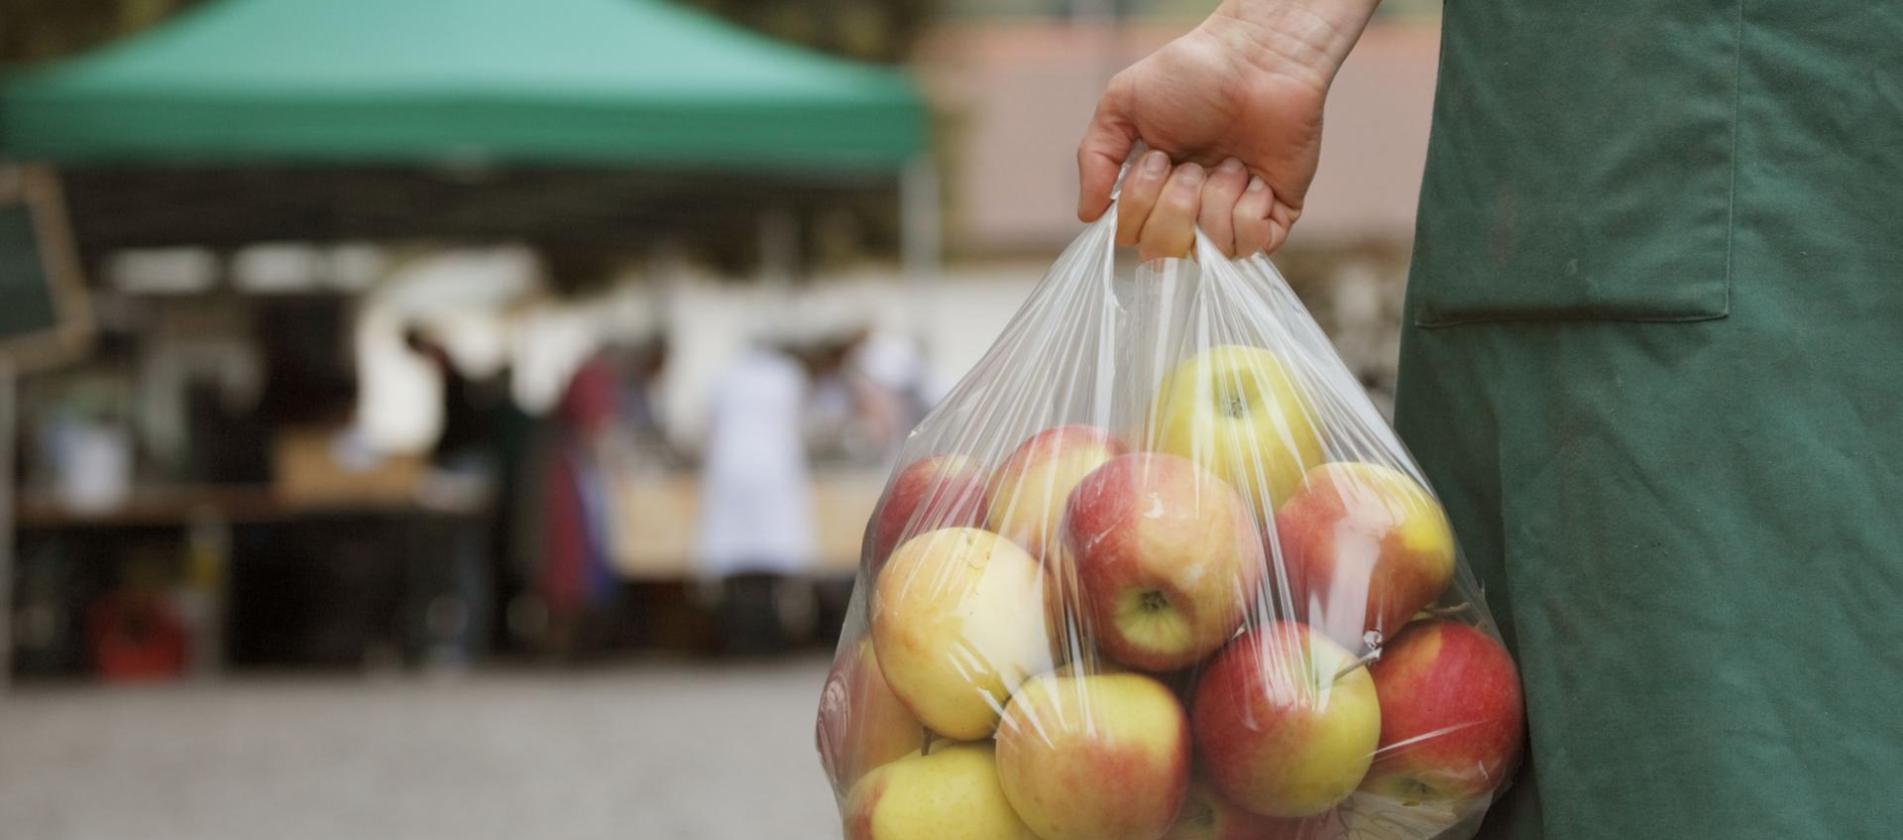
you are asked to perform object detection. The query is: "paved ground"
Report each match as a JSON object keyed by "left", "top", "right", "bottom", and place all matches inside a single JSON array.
[{"left": 0, "top": 657, "right": 841, "bottom": 840}]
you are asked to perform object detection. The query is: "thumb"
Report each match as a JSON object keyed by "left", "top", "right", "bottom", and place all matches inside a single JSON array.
[{"left": 1076, "top": 102, "right": 1137, "bottom": 223}]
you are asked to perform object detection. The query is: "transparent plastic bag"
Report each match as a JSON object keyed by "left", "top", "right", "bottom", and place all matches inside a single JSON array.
[{"left": 816, "top": 209, "right": 1524, "bottom": 840}]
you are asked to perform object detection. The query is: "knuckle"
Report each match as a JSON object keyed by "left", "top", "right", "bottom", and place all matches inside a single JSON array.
[{"left": 1163, "top": 190, "right": 1199, "bottom": 214}]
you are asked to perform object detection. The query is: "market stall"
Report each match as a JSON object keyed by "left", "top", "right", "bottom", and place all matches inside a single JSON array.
[{"left": 0, "top": 0, "right": 931, "bottom": 678}]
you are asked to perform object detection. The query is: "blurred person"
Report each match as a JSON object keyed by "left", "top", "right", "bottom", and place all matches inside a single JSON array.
[
  {"left": 844, "top": 327, "right": 936, "bottom": 455},
  {"left": 802, "top": 332, "right": 892, "bottom": 462},
  {"left": 404, "top": 326, "right": 506, "bottom": 474},
  {"left": 1078, "top": 2, "right": 1903, "bottom": 839},
  {"left": 698, "top": 339, "right": 814, "bottom": 656},
  {"left": 522, "top": 355, "right": 623, "bottom": 657},
  {"left": 619, "top": 337, "right": 673, "bottom": 450},
  {"left": 804, "top": 328, "right": 936, "bottom": 463}
]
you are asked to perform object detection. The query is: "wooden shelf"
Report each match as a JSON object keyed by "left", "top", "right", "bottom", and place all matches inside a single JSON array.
[{"left": 15, "top": 483, "right": 491, "bottom": 529}]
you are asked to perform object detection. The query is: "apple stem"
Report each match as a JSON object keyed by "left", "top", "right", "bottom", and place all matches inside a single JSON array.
[{"left": 1333, "top": 647, "right": 1383, "bottom": 683}]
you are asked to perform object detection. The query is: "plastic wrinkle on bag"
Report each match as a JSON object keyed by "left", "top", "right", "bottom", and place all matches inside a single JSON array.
[{"left": 816, "top": 209, "right": 1525, "bottom": 840}]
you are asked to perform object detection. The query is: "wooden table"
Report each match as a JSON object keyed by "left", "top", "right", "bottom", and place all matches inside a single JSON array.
[{"left": 608, "top": 468, "right": 885, "bottom": 580}]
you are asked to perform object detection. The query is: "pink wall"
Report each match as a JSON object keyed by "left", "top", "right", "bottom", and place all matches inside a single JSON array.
[{"left": 919, "top": 21, "right": 1442, "bottom": 255}]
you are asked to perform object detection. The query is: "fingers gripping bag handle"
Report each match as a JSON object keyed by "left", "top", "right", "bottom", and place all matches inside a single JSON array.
[{"left": 816, "top": 178, "right": 1525, "bottom": 840}]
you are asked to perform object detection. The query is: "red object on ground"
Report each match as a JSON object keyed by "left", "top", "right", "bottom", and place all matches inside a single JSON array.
[{"left": 88, "top": 592, "right": 189, "bottom": 682}]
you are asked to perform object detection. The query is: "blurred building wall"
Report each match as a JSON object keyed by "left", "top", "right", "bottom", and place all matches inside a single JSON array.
[{"left": 919, "top": 20, "right": 1441, "bottom": 255}]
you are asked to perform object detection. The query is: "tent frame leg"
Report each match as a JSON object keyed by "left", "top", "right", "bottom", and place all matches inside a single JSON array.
[
  {"left": 1, "top": 360, "right": 14, "bottom": 694},
  {"left": 900, "top": 155, "right": 941, "bottom": 286}
]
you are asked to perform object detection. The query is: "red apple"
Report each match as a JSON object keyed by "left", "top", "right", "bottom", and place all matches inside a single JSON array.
[
  {"left": 867, "top": 454, "right": 990, "bottom": 569},
  {"left": 817, "top": 638, "right": 927, "bottom": 794},
  {"left": 1274, "top": 462, "right": 1456, "bottom": 650},
  {"left": 1063, "top": 452, "right": 1263, "bottom": 671},
  {"left": 988, "top": 425, "right": 1124, "bottom": 558},
  {"left": 1193, "top": 621, "right": 1381, "bottom": 819},
  {"left": 1361, "top": 620, "right": 1524, "bottom": 802},
  {"left": 1164, "top": 778, "right": 1345, "bottom": 840},
  {"left": 995, "top": 671, "right": 1191, "bottom": 840}
]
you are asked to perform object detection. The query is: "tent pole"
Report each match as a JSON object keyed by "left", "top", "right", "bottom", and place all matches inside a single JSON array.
[
  {"left": 0, "top": 360, "right": 14, "bottom": 693},
  {"left": 900, "top": 155, "right": 940, "bottom": 287},
  {"left": 899, "top": 155, "right": 941, "bottom": 382},
  {"left": 759, "top": 207, "right": 799, "bottom": 289}
]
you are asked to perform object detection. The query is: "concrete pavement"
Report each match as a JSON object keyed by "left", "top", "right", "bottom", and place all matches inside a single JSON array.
[{"left": 0, "top": 657, "right": 841, "bottom": 840}]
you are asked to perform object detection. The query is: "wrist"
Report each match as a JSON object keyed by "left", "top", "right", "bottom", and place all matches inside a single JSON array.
[{"left": 1204, "top": 0, "right": 1379, "bottom": 87}]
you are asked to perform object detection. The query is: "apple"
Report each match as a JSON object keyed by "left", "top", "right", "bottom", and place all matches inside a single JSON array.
[
  {"left": 818, "top": 638, "right": 927, "bottom": 794},
  {"left": 1274, "top": 462, "right": 1456, "bottom": 650},
  {"left": 1192, "top": 621, "right": 1381, "bottom": 819},
  {"left": 1063, "top": 452, "right": 1264, "bottom": 671},
  {"left": 995, "top": 671, "right": 1191, "bottom": 840},
  {"left": 1361, "top": 620, "right": 1524, "bottom": 803},
  {"left": 868, "top": 454, "right": 991, "bottom": 569},
  {"left": 1165, "top": 779, "right": 1345, "bottom": 840},
  {"left": 844, "top": 743, "right": 1037, "bottom": 840},
  {"left": 872, "top": 527, "right": 1053, "bottom": 740},
  {"left": 988, "top": 425, "right": 1125, "bottom": 558},
  {"left": 1151, "top": 345, "right": 1323, "bottom": 519}
]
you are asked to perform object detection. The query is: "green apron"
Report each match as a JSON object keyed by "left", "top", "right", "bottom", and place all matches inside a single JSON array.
[{"left": 1395, "top": 1, "right": 1903, "bottom": 838}]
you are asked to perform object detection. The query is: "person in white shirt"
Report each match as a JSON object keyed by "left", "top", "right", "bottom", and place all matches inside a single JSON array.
[{"left": 697, "top": 341, "right": 814, "bottom": 655}]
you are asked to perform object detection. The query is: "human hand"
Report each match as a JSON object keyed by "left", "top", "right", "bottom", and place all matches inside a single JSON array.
[{"left": 1077, "top": 1, "right": 1377, "bottom": 259}]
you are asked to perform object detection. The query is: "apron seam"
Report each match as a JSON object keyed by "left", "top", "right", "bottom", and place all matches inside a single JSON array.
[
  {"left": 1721, "top": 0, "right": 1745, "bottom": 320},
  {"left": 1413, "top": 310, "right": 1729, "bottom": 329}
]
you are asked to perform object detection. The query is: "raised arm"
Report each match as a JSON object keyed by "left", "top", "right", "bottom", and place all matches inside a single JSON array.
[{"left": 1077, "top": 0, "right": 1383, "bottom": 258}]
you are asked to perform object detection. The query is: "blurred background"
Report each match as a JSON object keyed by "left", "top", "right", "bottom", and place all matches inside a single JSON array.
[{"left": 0, "top": 0, "right": 1439, "bottom": 836}]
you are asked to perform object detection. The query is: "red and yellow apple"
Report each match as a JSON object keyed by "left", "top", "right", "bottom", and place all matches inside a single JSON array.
[
  {"left": 1192, "top": 621, "right": 1381, "bottom": 819},
  {"left": 817, "top": 638, "right": 927, "bottom": 793},
  {"left": 1274, "top": 462, "right": 1455, "bottom": 650},
  {"left": 844, "top": 743, "right": 1036, "bottom": 840},
  {"left": 1165, "top": 779, "right": 1345, "bottom": 840},
  {"left": 1361, "top": 620, "right": 1524, "bottom": 802},
  {"left": 995, "top": 671, "right": 1191, "bottom": 840},
  {"left": 1151, "top": 346, "right": 1323, "bottom": 518},
  {"left": 872, "top": 527, "right": 1053, "bottom": 739},
  {"left": 868, "top": 454, "right": 991, "bottom": 569},
  {"left": 988, "top": 425, "right": 1124, "bottom": 558},
  {"left": 1063, "top": 453, "right": 1264, "bottom": 671}
]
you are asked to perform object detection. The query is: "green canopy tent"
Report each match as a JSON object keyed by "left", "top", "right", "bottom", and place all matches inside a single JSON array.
[
  {"left": 0, "top": 0, "right": 936, "bottom": 685},
  {"left": 0, "top": 0, "right": 936, "bottom": 266},
  {"left": 0, "top": 0, "right": 924, "bottom": 168}
]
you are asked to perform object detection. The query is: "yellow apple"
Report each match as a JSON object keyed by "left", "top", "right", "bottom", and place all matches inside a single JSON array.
[
  {"left": 872, "top": 527, "right": 1053, "bottom": 740},
  {"left": 844, "top": 743, "right": 1037, "bottom": 840},
  {"left": 995, "top": 672, "right": 1190, "bottom": 840},
  {"left": 988, "top": 425, "right": 1124, "bottom": 559},
  {"left": 1192, "top": 622, "right": 1381, "bottom": 818},
  {"left": 1150, "top": 345, "right": 1323, "bottom": 517},
  {"left": 817, "top": 638, "right": 928, "bottom": 794}
]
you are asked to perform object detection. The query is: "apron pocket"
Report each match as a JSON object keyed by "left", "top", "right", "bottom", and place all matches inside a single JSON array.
[{"left": 1410, "top": 0, "right": 1741, "bottom": 326}]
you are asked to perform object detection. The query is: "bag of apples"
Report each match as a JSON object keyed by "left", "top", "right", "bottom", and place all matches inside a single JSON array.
[{"left": 817, "top": 210, "right": 1525, "bottom": 840}]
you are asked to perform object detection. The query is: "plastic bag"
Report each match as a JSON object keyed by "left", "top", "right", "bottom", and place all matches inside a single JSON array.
[{"left": 816, "top": 208, "right": 1524, "bottom": 840}]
